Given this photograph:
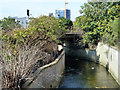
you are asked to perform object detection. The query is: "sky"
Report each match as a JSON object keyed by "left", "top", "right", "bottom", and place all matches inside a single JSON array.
[{"left": 0, "top": 0, "right": 88, "bottom": 21}]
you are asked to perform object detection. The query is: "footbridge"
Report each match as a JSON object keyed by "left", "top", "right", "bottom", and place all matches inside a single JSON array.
[{"left": 60, "top": 29, "right": 84, "bottom": 41}]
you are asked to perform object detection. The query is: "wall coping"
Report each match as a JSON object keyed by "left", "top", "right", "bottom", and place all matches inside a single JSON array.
[
  {"left": 98, "top": 42, "right": 119, "bottom": 51},
  {"left": 23, "top": 50, "right": 65, "bottom": 88}
]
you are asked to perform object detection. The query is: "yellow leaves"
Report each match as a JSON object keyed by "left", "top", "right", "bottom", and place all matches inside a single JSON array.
[
  {"left": 38, "top": 28, "right": 41, "bottom": 31},
  {"left": 94, "top": 28, "right": 97, "bottom": 31},
  {"left": 100, "top": 32, "right": 103, "bottom": 35},
  {"left": 116, "top": 5, "right": 119, "bottom": 8},
  {"left": 84, "top": 39, "right": 87, "bottom": 43},
  {"left": 59, "top": 26, "right": 61, "bottom": 28},
  {"left": 107, "top": 10, "right": 110, "bottom": 14},
  {"left": 19, "top": 32, "right": 22, "bottom": 36},
  {"left": 13, "top": 34, "right": 17, "bottom": 38},
  {"left": 89, "top": 32, "right": 92, "bottom": 35},
  {"left": 110, "top": 19, "right": 113, "bottom": 22}
]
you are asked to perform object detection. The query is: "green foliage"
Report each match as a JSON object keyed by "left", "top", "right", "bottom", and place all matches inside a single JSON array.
[
  {"left": 29, "top": 16, "right": 71, "bottom": 41},
  {"left": 59, "top": 17, "right": 73, "bottom": 29},
  {"left": 0, "top": 16, "right": 21, "bottom": 31},
  {"left": 1, "top": 16, "right": 72, "bottom": 56},
  {"left": 103, "top": 18, "right": 120, "bottom": 45},
  {"left": 1, "top": 16, "right": 72, "bottom": 88},
  {"left": 2, "top": 16, "right": 71, "bottom": 45},
  {"left": 74, "top": 2, "right": 120, "bottom": 46}
]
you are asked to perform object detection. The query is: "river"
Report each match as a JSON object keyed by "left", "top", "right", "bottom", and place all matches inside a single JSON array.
[{"left": 59, "top": 40, "right": 119, "bottom": 88}]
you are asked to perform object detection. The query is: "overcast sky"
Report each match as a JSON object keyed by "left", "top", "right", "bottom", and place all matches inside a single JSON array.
[{"left": 0, "top": 0, "right": 88, "bottom": 21}]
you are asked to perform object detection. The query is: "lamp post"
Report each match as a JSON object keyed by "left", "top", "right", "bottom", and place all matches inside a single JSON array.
[
  {"left": 27, "top": 9, "right": 30, "bottom": 18},
  {"left": 27, "top": 9, "right": 30, "bottom": 28}
]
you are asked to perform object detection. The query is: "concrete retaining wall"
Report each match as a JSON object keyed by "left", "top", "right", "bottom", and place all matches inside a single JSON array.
[
  {"left": 77, "top": 42, "right": 120, "bottom": 85},
  {"left": 23, "top": 50, "right": 65, "bottom": 88},
  {"left": 0, "top": 67, "right": 2, "bottom": 89},
  {"left": 96, "top": 42, "right": 120, "bottom": 85},
  {"left": 75, "top": 49, "right": 99, "bottom": 63}
]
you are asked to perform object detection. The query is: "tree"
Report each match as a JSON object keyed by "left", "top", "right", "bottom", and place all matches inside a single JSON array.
[
  {"left": 0, "top": 16, "right": 21, "bottom": 31},
  {"left": 74, "top": 2, "right": 120, "bottom": 46},
  {"left": 59, "top": 17, "right": 73, "bottom": 30},
  {"left": 29, "top": 16, "right": 70, "bottom": 41}
]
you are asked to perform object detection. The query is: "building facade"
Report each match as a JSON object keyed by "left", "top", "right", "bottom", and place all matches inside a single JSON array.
[
  {"left": 55, "top": 9, "right": 71, "bottom": 20},
  {"left": 12, "top": 17, "right": 29, "bottom": 28}
]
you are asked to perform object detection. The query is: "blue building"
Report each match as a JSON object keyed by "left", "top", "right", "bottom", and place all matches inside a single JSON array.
[{"left": 55, "top": 9, "right": 71, "bottom": 20}]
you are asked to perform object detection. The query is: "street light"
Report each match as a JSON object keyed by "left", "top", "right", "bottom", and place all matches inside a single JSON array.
[
  {"left": 27, "top": 9, "right": 30, "bottom": 28},
  {"left": 27, "top": 9, "right": 30, "bottom": 17}
]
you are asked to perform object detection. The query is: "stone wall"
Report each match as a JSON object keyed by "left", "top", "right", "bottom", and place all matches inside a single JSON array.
[{"left": 23, "top": 50, "right": 65, "bottom": 88}]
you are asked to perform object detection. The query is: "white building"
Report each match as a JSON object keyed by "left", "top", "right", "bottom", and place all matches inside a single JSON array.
[{"left": 12, "top": 17, "right": 29, "bottom": 28}]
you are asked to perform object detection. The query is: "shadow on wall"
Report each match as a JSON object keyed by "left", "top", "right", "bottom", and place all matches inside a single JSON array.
[
  {"left": 87, "top": 49, "right": 100, "bottom": 64},
  {"left": 63, "top": 39, "right": 100, "bottom": 64},
  {"left": 106, "top": 62, "right": 109, "bottom": 71},
  {"left": 65, "top": 45, "right": 100, "bottom": 64}
]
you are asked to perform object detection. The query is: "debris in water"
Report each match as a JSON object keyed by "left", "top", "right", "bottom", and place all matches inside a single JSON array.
[
  {"left": 75, "top": 59, "right": 79, "bottom": 61},
  {"left": 63, "top": 43, "right": 66, "bottom": 47},
  {"left": 91, "top": 67, "right": 95, "bottom": 70},
  {"left": 95, "top": 87, "right": 100, "bottom": 88},
  {"left": 79, "top": 72, "right": 82, "bottom": 75}
]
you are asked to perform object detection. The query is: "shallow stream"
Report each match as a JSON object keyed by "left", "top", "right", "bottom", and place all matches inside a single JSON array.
[{"left": 59, "top": 40, "right": 119, "bottom": 88}]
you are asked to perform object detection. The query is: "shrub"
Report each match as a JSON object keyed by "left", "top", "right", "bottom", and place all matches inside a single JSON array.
[{"left": 0, "top": 39, "right": 58, "bottom": 89}]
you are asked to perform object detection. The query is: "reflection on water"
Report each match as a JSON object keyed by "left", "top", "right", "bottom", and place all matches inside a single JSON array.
[{"left": 59, "top": 40, "right": 119, "bottom": 88}]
